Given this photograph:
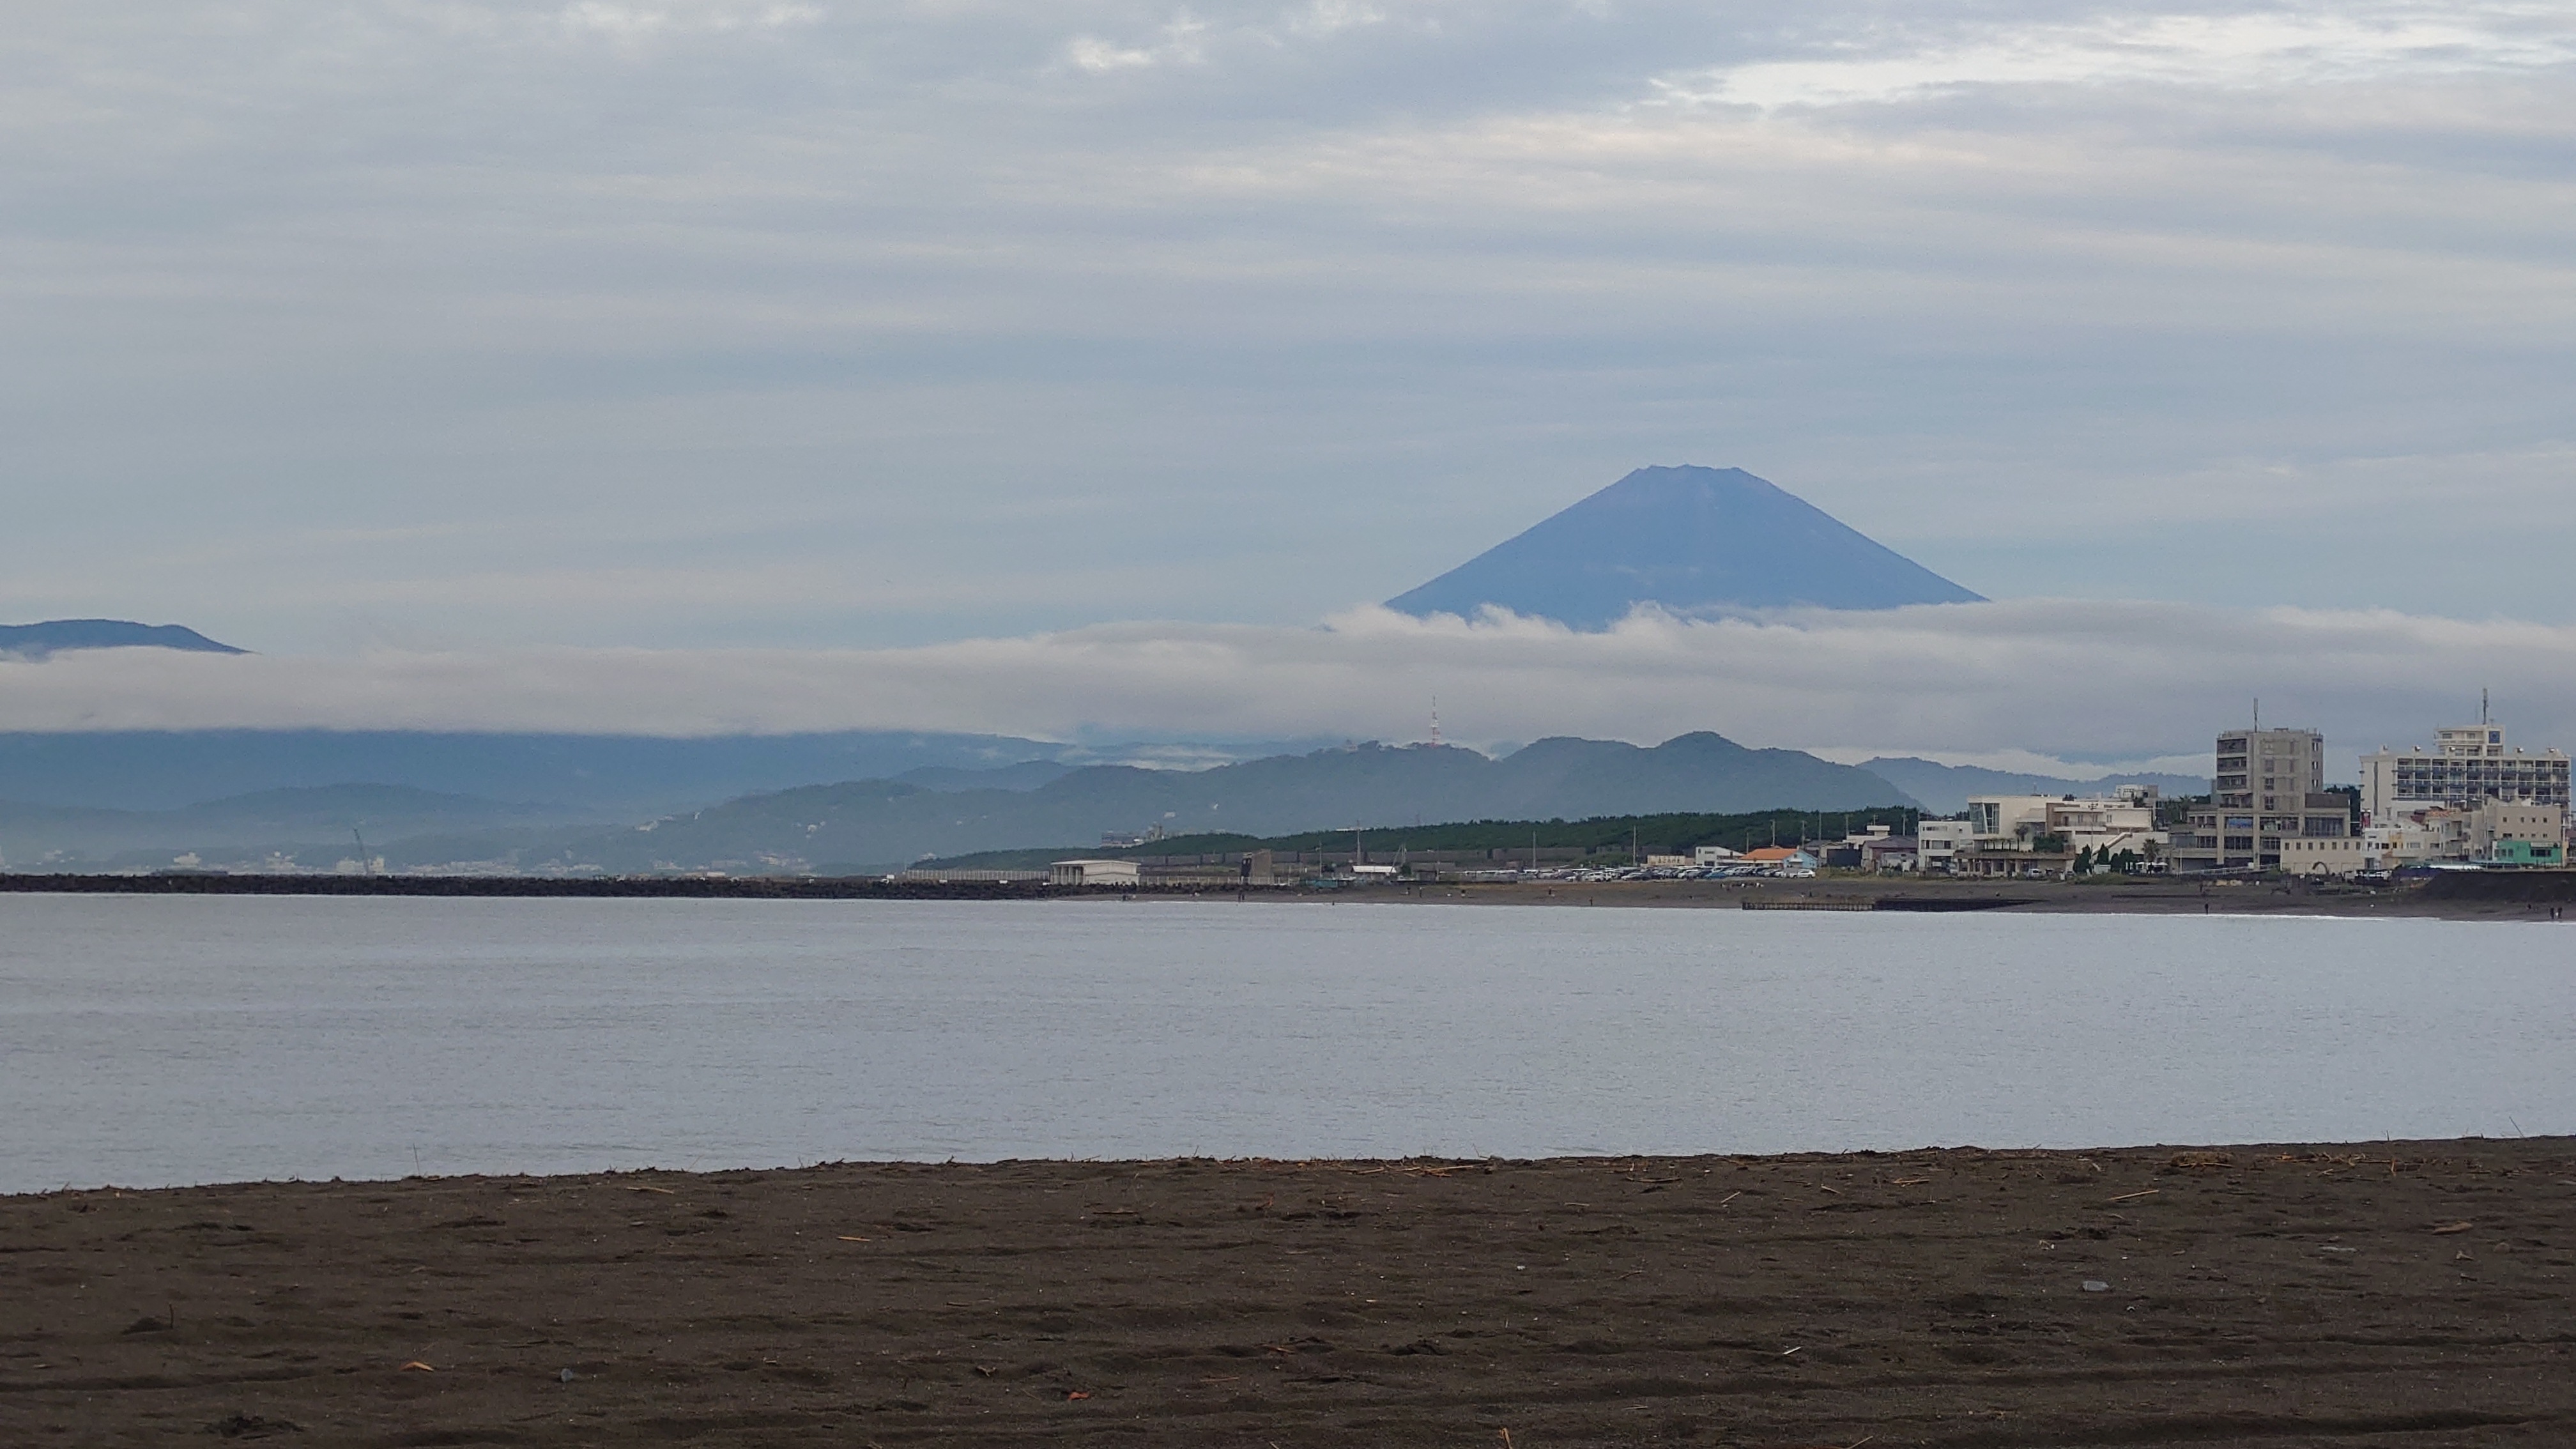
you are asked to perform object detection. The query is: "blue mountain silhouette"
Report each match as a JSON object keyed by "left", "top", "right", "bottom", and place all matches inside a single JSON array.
[
  {"left": 1388, "top": 465, "right": 1982, "bottom": 628},
  {"left": 0, "top": 619, "right": 244, "bottom": 658}
]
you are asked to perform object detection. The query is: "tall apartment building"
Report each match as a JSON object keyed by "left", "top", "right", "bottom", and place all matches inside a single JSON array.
[
  {"left": 2358, "top": 723, "right": 2570, "bottom": 823},
  {"left": 2168, "top": 726, "right": 2350, "bottom": 871},
  {"left": 2213, "top": 727, "right": 2325, "bottom": 812}
]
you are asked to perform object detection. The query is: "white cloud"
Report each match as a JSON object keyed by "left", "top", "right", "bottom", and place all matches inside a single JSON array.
[
  {"left": 1667, "top": 5, "right": 2576, "bottom": 109},
  {"left": 554, "top": 1, "right": 824, "bottom": 41},
  {"left": 3, "top": 603, "right": 2563, "bottom": 768},
  {"left": 1064, "top": 12, "right": 1211, "bottom": 72},
  {"left": 6, "top": 1, "right": 2576, "bottom": 652}
]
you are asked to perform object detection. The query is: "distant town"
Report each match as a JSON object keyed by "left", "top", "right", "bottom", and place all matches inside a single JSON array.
[{"left": 1024, "top": 710, "right": 2570, "bottom": 889}]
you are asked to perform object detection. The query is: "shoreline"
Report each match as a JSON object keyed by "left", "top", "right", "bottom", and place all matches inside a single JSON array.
[
  {"left": 6, "top": 870, "right": 2572, "bottom": 920},
  {"left": 8, "top": 1137, "right": 2571, "bottom": 1446}
]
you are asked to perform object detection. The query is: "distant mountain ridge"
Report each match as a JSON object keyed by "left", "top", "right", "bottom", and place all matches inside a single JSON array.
[
  {"left": 392, "top": 732, "right": 1915, "bottom": 875},
  {"left": 1, "top": 733, "right": 1917, "bottom": 873},
  {"left": 0, "top": 729, "right": 1082, "bottom": 814},
  {"left": 0, "top": 784, "right": 581, "bottom": 863},
  {"left": 0, "top": 619, "right": 243, "bottom": 659},
  {"left": 0, "top": 730, "right": 1341, "bottom": 815},
  {"left": 1388, "top": 466, "right": 1982, "bottom": 629}
]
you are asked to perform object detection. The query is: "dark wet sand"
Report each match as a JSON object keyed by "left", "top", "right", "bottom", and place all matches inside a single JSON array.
[{"left": 6, "top": 1139, "right": 2573, "bottom": 1446}]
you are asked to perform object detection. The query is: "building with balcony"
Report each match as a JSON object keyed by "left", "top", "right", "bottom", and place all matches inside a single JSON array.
[
  {"left": 2169, "top": 725, "right": 2350, "bottom": 870},
  {"left": 2358, "top": 723, "right": 2569, "bottom": 823},
  {"left": 1952, "top": 788, "right": 2165, "bottom": 877}
]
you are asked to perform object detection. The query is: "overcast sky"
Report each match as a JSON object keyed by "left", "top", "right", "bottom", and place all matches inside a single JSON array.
[{"left": 8, "top": 0, "right": 2573, "bottom": 656}]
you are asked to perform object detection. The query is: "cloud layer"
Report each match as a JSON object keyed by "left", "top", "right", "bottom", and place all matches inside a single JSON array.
[
  {"left": 5, "top": 1, "right": 2573, "bottom": 650},
  {"left": 6, "top": 603, "right": 2563, "bottom": 773}
]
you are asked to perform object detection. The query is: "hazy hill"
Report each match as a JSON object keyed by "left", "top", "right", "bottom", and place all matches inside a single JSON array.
[
  {"left": 895, "top": 761, "right": 1078, "bottom": 792},
  {"left": 0, "top": 619, "right": 243, "bottom": 659},
  {"left": 0, "top": 729, "right": 1078, "bottom": 815},
  {"left": 920, "top": 806, "right": 1915, "bottom": 873},
  {"left": 0, "top": 784, "right": 578, "bottom": 864},
  {"left": 376, "top": 733, "right": 1915, "bottom": 875},
  {"left": 1387, "top": 466, "right": 1982, "bottom": 629},
  {"left": 1859, "top": 757, "right": 2209, "bottom": 815}
]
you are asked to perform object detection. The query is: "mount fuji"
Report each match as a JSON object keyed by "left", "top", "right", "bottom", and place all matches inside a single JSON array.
[{"left": 1388, "top": 465, "right": 1982, "bottom": 629}]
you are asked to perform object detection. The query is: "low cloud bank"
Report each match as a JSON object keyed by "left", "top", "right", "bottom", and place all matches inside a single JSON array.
[{"left": 1, "top": 602, "right": 2563, "bottom": 764}]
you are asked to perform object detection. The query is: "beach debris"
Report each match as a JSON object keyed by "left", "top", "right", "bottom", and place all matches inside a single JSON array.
[
  {"left": 558, "top": 1368, "right": 576, "bottom": 1383},
  {"left": 2104, "top": 1188, "right": 2161, "bottom": 1204},
  {"left": 1063, "top": 1389, "right": 1091, "bottom": 1400},
  {"left": 2081, "top": 1280, "right": 2110, "bottom": 1292},
  {"left": 2430, "top": 1221, "right": 2475, "bottom": 1234},
  {"left": 1779, "top": 1345, "right": 1802, "bottom": 1356},
  {"left": 121, "top": 1314, "right": 171, "bottom": 1334},
  {"left": 2163, "top": 1151, "right": 2235, "bottom": 1172},
  {"left": 399, "top": 1361, "right": 435, "bottom": 1372},
  {"left": 836, "top": 1234, "right": 872, "bottom": 1242}
]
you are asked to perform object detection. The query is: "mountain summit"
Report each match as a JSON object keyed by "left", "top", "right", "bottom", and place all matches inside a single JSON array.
[{"left": 1387, "top": 466, "right": 1982, "bottom": 629}]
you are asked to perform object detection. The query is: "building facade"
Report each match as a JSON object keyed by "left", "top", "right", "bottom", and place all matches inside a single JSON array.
[
  {"left": 1916, "top": 819, "right": 1974, "bottom": 873},
  {"left": 1952, "top": 790, "right": 2165, "bottom": 877},
  {"left": 2358, "top": 723, "right": 2570, "bottom": 823},
  {"left": 2168, "top": 726, "right": 2351, "bottom": 870}
]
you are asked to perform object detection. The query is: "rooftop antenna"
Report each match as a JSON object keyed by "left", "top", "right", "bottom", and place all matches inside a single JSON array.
[
  {"left": 2252, "top": 697, "right": 2259, "bottom": 733},
  {"left": 2482, "top": 688, "right": 2490, "bottom": 726},
  {"left": 1429, "top": 696, "right": 1441, "bottom": 748}
]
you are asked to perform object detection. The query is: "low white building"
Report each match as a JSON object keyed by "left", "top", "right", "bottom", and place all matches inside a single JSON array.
[
  {"left": 1049, "top": 859, "right": 1142, "bottom": 887},
  {"left": 1917, "top": 819, "right": 1975, "bottom": 873},
  {"left": 1954, "top": 790, "right": 2166, "bottom": 875},
  {"left": 2343, "top": 799, "right": 2568, "bottom": 871},
  {"left": 1692, "top": 844, "right": 1741, "bottom": 866},
  {"left": 2280, "top": 836, "right": 2369, "bottom": 875}
]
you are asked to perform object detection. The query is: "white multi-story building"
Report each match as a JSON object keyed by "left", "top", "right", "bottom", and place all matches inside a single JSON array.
[
  {"left": 1916, "top": 819, "right": 1974, "bottom": 873},
  {"left": 2359, "top": 723, "right": 2569, "bottom": 824}
]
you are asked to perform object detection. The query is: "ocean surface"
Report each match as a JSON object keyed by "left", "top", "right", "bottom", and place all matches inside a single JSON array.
[{"left": 3, "top": 895, "right": 2570, "bottom": 1193}]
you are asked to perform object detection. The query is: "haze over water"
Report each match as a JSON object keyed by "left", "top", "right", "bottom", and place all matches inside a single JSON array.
[{"left": 3, "top": 897, "right": 2568, "bottom": 1194}]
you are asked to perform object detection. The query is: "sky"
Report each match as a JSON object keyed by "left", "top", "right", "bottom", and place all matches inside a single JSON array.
[{"left": 5, "top": 1, "right": 2575, "bottom": 765}]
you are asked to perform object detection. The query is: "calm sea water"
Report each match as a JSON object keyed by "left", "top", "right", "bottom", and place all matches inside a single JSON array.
[{"left": 2, "top": 895, "right": 2570, "bottom": 1192}]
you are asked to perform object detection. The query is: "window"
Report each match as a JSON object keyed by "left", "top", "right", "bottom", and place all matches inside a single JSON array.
[{"left": 2224, "top": 836, "right": 2255, "bottom": 850}]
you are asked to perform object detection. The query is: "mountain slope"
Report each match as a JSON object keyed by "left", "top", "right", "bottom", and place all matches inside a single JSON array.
[
  {"left": 1388, "top": 466, "right": 1982, "bottom": 629},
  {"left": 0, "top": 785, "right": 581, "bottom": 862},
  {"left": 0, "top": 619, "right": 244, "bottom": 658},
  {"left": 1859, "top": 757, "right": 2209, "bottom": 815},
  {"left": 0, "top": 730, "right": 1075, "bottom": 814}
]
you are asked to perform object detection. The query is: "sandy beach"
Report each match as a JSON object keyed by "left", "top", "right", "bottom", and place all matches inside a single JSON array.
[{"left": 6, "top": 1138, "right": 2572, "bottom": 1446}]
